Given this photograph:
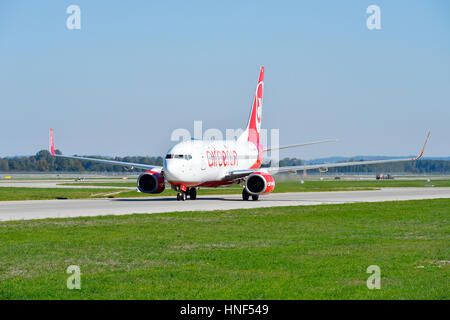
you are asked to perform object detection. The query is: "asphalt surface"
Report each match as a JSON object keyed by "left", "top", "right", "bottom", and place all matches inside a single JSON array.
[{"left": 1, "top": 187, "right": 449, "bottom": 221}]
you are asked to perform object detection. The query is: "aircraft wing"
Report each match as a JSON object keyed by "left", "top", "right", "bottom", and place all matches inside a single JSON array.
[
  {"left": 264, "top": 139, "right": 338, "bottom": 152},
  {"left": 225, "top": 132, "right": 431, "bottom": 180},
  {"left": 49, "top": 129, "right": 163, "bottom": 172}
]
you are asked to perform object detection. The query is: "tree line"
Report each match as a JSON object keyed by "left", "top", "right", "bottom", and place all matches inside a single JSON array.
[{"left": 0, "top": 150, "right": 449, "bottom": 174}]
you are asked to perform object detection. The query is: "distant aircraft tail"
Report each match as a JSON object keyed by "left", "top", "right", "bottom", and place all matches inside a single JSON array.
[
  {"left": 49, "top": 128, "right": 55, "bottom": 156},
  {"left": 238, "top": 66, "right": 264, "bottom": 145}
]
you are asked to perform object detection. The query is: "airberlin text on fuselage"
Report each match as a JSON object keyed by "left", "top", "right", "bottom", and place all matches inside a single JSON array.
[{"left": 206, "top": 149, "right": 238, "bottom": 167}]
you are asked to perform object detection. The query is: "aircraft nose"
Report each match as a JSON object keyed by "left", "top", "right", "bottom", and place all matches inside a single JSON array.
[{"left": 164, "top": 160, "right": 179, "bottom": 182}]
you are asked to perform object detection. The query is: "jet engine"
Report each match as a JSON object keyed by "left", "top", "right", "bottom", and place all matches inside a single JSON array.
[
  {"left": 137, "top": 171, "right": 165, "bottom": 194},
  {"left": 245, "top": 172, "right": 275, "bottom": 195}
]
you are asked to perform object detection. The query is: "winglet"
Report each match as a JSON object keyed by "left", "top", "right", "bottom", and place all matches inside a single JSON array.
[
  {"left": 49, "top": 128, "right": 55, "bottom": 156},
  {"left": 415, "top": 131, "right": 431, "bottom": 160}
]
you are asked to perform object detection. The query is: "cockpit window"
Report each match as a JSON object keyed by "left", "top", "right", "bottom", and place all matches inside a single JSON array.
[{"left": 165, "top": 154, "right": 192, "bottom": 160}]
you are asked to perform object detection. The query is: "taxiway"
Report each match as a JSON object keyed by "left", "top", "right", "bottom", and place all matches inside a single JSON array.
[{"left": 1, "top": 187, "right": 449, "bottom": 221}]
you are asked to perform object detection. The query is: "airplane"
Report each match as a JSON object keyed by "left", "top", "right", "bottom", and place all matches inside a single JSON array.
[{"left": 49, "top": 66, "right": 431, "bottom": 201}]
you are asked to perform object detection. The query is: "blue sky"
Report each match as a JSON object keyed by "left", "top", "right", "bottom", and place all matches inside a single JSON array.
[{"left": 0, "top": 0, "right": 449, "bottom": 159}]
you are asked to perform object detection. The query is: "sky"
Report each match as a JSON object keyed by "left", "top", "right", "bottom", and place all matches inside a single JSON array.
[{"left": 0, "top": 0, "right": 449, "bottom": 159}]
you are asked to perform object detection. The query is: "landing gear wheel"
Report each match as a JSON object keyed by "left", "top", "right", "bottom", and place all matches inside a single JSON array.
[
  {"left": 189, "top": 188, "right": 197, "bottom": 200},
  {"left": 252, "top": 195, "right": 259, "bottom": 201},
  {"left": 177, "top": 192, "right": 185, "bottom": 201},
  {"left": 242, "top": 188, "right": 250, "bottom": 201}
]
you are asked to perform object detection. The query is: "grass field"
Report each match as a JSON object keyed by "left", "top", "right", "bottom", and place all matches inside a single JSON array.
[
  {"left": 0, "top": 181, "right": 377, "bottom": 201},
  {"left": 61, "top": 179, "right": 450, "bottom": 189},
  {"left": 0, "top": 187, "right": 127, "bottom": 201},
  {"left": 0, "top": 176, "right": 127, "bottom": 181},
  {"left": 60, "top": 178, "right": 450, "bottom": 195},
  {"left": 0, "top": 199, "right": 448, "bottom": 299},
  {"left": 2, "top": 179, "right": 450, "bottom": 201},
  {"left": 63, "top": 178, "right": 450, "bottom": 199}
]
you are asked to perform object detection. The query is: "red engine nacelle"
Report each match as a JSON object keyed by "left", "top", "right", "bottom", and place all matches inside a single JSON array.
[
  {"left": 137, "top": 171, "right": 165, "bottom": 194},
  {"left": 245, "top": 172, "right": 275, "bottom": 195}
]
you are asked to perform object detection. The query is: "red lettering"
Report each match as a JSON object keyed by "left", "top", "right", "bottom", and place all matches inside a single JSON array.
[
  {"left": 206, "top": 151, "right": 213, "bottom": 167},
  {"left": 222, "top": 151, "right": 227, "bottom": 167}
]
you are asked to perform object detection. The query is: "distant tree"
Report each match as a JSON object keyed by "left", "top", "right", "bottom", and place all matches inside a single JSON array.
[
  {"left": 36, "top": 159, "right": 49, "bottom": 171},
  {"left": 36, "top": 150, "right": 51, "bottom": 160},
  {"left": 0, "top": 159, "right": 9, "bottom": 171}
]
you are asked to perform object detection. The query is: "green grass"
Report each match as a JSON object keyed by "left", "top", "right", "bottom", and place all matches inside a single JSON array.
[
  {"left": 0, "top": 181, "right": 375, "bottom": 201},
  {"left": 57, "top": 180, "right": 378, "bottom": 195},
  {"left": 56, "top": 179, "right": 450, "bottom": 198},
  {"left": 294, "top": 179, "right": 450, "bottom": 188},
  {"left": 0, "top": 187, "right": 128, "bottom": 201},
  {"left": 0, "top": 199, "right": 448, "bottom": 299},
  {"left": 3, "top": 179, "right": 450, "bottom": 201},
  {"left": 61, "top": 181, "right": 137, "bottom": 187},
  {"left": 60, "top": 179, "right": 450, "bottom": 189},
  {"left": 1, "top": 177, "right": 127, "bottom": 181}
]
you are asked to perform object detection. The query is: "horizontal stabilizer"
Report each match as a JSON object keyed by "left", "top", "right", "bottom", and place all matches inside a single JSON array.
[{"left": 48, "top": 129, "right": 163, "bottom": 171}]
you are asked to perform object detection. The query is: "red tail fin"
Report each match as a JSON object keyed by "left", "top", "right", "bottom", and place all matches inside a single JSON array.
[{"left": 246, "top": 66, "right": 264, "bottom": 145}]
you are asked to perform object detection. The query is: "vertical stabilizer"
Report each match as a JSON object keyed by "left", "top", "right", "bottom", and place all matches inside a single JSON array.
[{"left": 238, "top": 66, "right": 264, "bottom": 145}]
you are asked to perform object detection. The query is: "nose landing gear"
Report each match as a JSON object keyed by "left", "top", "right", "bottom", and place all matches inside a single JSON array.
[
  {"left": 176, "top": 192, "right": 185, "bottom": 201},
  {"left": 242, "top": 188, "right": 250, "bottom": 201}
]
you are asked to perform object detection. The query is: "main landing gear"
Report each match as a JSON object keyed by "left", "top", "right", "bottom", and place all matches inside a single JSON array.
[
  {"left": 242, "top": 188, "right": 259, "bottom": 201},
  {"left": 176, "top": 187, "right": 197, "bottom": 201},
  {"left": 189, "top": 187, "right": 197, "bottom": 200}
]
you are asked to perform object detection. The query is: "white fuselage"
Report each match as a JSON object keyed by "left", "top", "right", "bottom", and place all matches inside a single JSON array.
[{"left": 164, "top": 139, "right": 260, "bottom": 187}]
